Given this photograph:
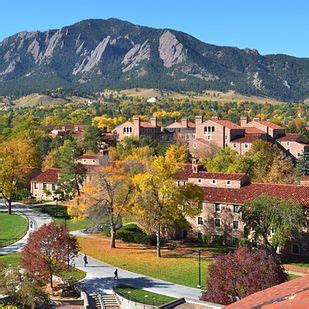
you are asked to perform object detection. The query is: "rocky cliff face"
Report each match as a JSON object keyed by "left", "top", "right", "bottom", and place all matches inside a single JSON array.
[{"left": 0, "top": 18, "right": 308, "bottom": 100}]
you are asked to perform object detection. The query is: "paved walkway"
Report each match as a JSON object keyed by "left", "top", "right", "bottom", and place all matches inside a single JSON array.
[
  {"left": 0, "top": 202, "right": 201, "bottom": 299},
  {"left": 73, "top": 231, "right": 202, "bottom": 300},
  {"left": 0, "top": 201, "right": 52, "bottom": 255}
]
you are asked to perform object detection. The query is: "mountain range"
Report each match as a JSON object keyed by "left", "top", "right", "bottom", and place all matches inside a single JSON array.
[{"left": 0, "top": 18, "right": 308, "bottom": 101}]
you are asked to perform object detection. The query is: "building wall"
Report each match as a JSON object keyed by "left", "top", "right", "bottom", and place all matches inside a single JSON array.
[
  {"left": 188, "top": 177, "right": 243, "bottom": 189},
  {"left": 113, "top": 121, "right": 135, "bottom": 141},
  {"left": 187, "top": 202, "right": 244, "bottom": 245},
  {"left": 31, "top": 182, "right": 58, "bottom": 199},
  {"left": 277, "top": 140, "right": 306, "bottom": 159}
]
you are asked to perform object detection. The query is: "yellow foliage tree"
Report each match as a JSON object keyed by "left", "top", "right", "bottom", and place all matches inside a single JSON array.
[
  {"left": 68, "top": 164, "right": 133, "bottom": 248},
  {"left": 165, "top": 144, "right": 188, "bottom": 164},
  {"left": 0, "top": 140, "right": 37, "bottom": 214},
  {"left": 132, "top": 156, "right": 203, "bottom": 257}
]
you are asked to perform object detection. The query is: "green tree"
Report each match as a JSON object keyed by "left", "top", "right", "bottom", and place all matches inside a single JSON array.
[
  {"left": 58, "top": 140, "right": 86, "bottom": 197},
  {"left": 241, "top": 195, "right": 305, "bottom": 254},
  {"left": 37, "top": 135, "right": 53, "bottom": 159},
  {"left": 83, "top": 125, "right": 101, "bottom": 153}
]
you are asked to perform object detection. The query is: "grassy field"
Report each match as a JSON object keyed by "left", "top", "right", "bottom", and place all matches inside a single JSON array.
[
  {"left": 0, "top": 213, "right": 28, "bottom": 248},
  {"left": 288, "top": 274, "right": 300, "bottom": 280},
  {"left": 115, "top": 284, "right": 176, "bottom": 306},
  {"left": 78, "top": 235, "right": 212, "bottom": 288},
  {"left": 31, "top": 204, "right": 94, "bottom": 231},
  {"left": 0, "top": 253, "right": 21, "bottom": 267}
]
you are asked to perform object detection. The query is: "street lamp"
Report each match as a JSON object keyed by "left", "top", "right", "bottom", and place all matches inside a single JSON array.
[{"left": 197, "top": 250, "right": 201, "bottom": 288}]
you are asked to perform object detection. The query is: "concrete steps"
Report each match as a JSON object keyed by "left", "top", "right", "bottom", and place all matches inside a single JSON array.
[{"left": 90, "top": 293, "right": 120, "bottom": 309}]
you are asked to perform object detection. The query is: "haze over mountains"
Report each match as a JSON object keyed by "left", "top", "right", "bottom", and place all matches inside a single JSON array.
[{"left": 0, "top": 18, "right": 308, "bottom": 101}]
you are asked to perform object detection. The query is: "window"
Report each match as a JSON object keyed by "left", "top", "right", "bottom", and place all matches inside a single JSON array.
[
  {"left": 297, "top": 153, "right": 301, "bottom": 157},
  {"left": 34, "top": 182, "right": 38, "bottom": 190},
  {"left": 212, "top": 126, "right": 215, "bottom": 132},
  {"left": 92, "top": 160, "right": 96, "bottom": 162},
  {"left": 214, "top": 203, "right": 221, "bottom": 212},
  {"left": 52, "top": 184, "right": 56, "bottom": 191},
  {"left": 286, "top": 141, "right": 290, "bottom": 147},
  {"left": 214, "top": 218, "right": 221, "bottom": 228},
  {"left": 233, "top": 144, "right": 237, "bottom": 148},
  {"left": 244, "top": 143, "right": 249, "bottom": 148},
  {"left": 197, "top": 232, "right": 203, "bottom": 239},
  {"left": 130, "top": 127, "right": 132, "bottom": 132},
  {"left": 202, "top": 202, "right": 207, "bottom": 209},
  {"left": 207, "top": 135, "right": 211, "bottom": 140},
  {"left": 225, "top": 135, "right": 228, "bottom": 140},
  {"left": 233, "top": 221, "right": 239, "bottom": 229},
  {"left": 233, "top": 205, "right": 240, "bottom": 213},
  {"left": 197, "top": 217, "right": 204, "bottom": 225},
  {"left": 204, "top": 127, "right": 207, "bottom": 133},
  {"left": 226, "top": 180, "right": 231, "bottom": 186},
  {"left": 232, "top": 237, "right": 239, "bottom": 246},
  {"left": 291, "top": 243, "right": 300, "bottom": 255},
  {"left": 198, "top": 179, "right": 202, "bottom": 184},
  {"left": 212, "top": 179, "right": 217, "bottom": 185},
  {"left": 43, "top": 183, "right": 47, "bottom": 190}
]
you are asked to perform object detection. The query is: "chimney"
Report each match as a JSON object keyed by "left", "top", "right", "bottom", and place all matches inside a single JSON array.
[
  {"left": 195, "top": 116, "right": 203, "bottom": 126},
  {"left": 240, "top": 116, "right": 249, "bottom": 127},
  {"left": 181, "top": 118, "right": 188, "bottom": 128},
  {"left": 150, "top": 117, "right": 157, "bottom": 127},
  {"left": 212, "top": 115, "right": 219, "bottom": 120},
  {"left": 133, "top": 116, "right": 140, "bottom": 136}
]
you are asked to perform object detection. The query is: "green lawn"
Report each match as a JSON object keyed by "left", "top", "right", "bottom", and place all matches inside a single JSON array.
[
  {"left": 288, "top": 274, "right": 300, "bottom": 280},
  {"left": 115, "top": 284, "right": 177, "bottom": 306},
  {"left": 59, "top": 266, "right": 86, "bottom": 282},
  {"left": 31, "top": 204, "right": 94, "bottom": 231},
  {"left": 0, "top": 253, "right": 21, "bottom": 267},
  {"left": 0, "top": 213, "right": 28, "bottom": 248}
]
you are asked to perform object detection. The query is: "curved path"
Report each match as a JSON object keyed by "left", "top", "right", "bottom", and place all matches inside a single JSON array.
[
  {"left": 0, "top": 201, "right": 201, "bottom": 299},
  {"left": 72, "top": 231, "right": 202, "bottom": 300},
  {"left": 0, "top": 200, "right": 52, "bottom": 254}
]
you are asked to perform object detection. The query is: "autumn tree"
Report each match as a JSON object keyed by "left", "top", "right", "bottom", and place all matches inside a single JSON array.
[
  {"left": 165, "top": 144, "right": 188, "bottom": 164},
  {"left": 241, "top": 195, "right": 305, "bottom": 254},
  {"left": 132, "top": 156, "right": 203, "bottom": 257},
  {"left": 202, "top": 247, "right": 287, "bottom": 305},
  {"left": 0, "top": 139, "right": 36, "bottom": 214},
  {"left": 69, "top": 163, "right": 134, "bottom": 248},
  {"left": 21, "top": 222, "right": 78, "bottom": 288},
  {"left": 58, "top": 139, "right": 86, "bottom": 197}
]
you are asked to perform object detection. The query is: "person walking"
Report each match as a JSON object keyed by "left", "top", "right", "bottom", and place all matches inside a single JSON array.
[
  {"left": 29, "top": 220, "right": 33, "bottom": 229},
  {"left": 83, "top": 254, "right": 88, "bottom": 267},
  {"left": 114, "top": 269, "right": 119, "bottom": 280}
]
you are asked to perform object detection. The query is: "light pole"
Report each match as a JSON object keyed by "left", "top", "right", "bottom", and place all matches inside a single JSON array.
[{"left": 197, "top": 250, "right": 201, "bottom": 288}]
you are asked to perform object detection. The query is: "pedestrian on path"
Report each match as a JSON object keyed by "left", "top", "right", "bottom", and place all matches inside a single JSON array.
[
  {"left": 29, "top": 220, "right": 33, "bottom": 229},
  {"left": 83, "top": 254, "right": 88, "bottom": 267},
  {"left": 114, "top": 269, "right": 119, "bottom": 280}
]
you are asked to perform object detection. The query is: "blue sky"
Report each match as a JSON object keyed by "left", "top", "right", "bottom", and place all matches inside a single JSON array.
[{"left": 1, "top": 0, "right": 308, "bottom": 57}]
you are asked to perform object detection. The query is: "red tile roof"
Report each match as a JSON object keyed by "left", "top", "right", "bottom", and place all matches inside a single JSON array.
[
  {"left": 232, "top": 134, "right": 263, "bottom": 143},
  {"left": 140, "top": 121, "right": 156, "bottom": 128},
  {"left": 165, "top": 121, "right": 195, "bottom": 129},
  {"left": 277, "top": 134, "right": 307, "bottom": 143},
  {"left": 255, "top": 120, "right": 284, "bottom": 129},
  {"left": 227, "top": 275, "right": 309, "bottom": 309},
  {"left": 80, "top": 154, "right": 100, "bottom": 159},
  {"left": 175, "top": 164, "right": 247, "bottom": 181},
  {"left": 201, "top": 183, "right": 309, "bottom": 207},
  {"left": 31, "top": 168, "right": 60, "bottom": 184},
  {"left": 212, "top": 119, "right": 242, "bottom": 129},
  {"left": 244, "top": 127, "right": 265, "bottom": 134}
]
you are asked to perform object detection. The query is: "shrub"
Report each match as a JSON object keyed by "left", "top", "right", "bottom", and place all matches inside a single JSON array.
[
  {"left": 116, "top": 224, "right": 156, "bottom": 245},
  {"left": 202, "top": 247, "right": 288, "bottom": 305},
  {"left": 202, "top": 232, "right": 212, "bottom": 245}
]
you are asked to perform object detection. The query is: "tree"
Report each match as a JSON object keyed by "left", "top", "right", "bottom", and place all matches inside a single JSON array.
[
  {"left": 241, "top": 195, "right": 305, "bottom": 254},
  {"left": 202, "top": 247, "right": 288, "bottom": 305},
  {"left": 0, "top": 263, "right": 49, "bottom": 307},
  {"left": 58, "top": 139, "right": 86, "bottom": 197},
  {"left": 132, "top": 156, "right": 203, "bottom": 257},
  {"left": 42, "top": 149, "right": 60, "bottom": 171},
  {"left": 36, "top": 135, "right": 53, "bottom": 159},
  {"left": 165, "top": 144, "right": 188, "bottom": 164},
  {"left": 266, "top": 151, "right": 296, "bottom": 183},
  {"left": 21, "top": 222, "right": 78, "bottom": 288},
  {"left": 83, "top": 125, "right": 102, "bottom": 153},
  {"left": 0, "top": 140, "right": 36, "bottom": 214},
  {"left": 69, "top": 163, "right": 133, "bottom": 248}
]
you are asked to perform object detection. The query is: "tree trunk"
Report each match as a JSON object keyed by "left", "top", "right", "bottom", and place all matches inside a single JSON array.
[
  {"left": 8, "top": 199, "right": 12, "bottom": 215},
  {"left": 50, "top": 273, "right": 53, "bottom": 289},
  {"left": 156, "top": 223, "right": 161, "bottom": 258},
  {"left": 110, "top": 226, "right": 116, "bottom": 248}
]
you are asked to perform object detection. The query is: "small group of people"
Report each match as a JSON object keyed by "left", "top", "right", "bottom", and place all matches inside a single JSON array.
[{"left": 83, "top": 255, "right": 119, "bottom": 279}]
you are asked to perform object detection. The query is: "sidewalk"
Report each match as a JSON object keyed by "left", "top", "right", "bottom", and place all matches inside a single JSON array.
[{"left": 0, "top": 201, "right": 52, "bottom": 255}]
